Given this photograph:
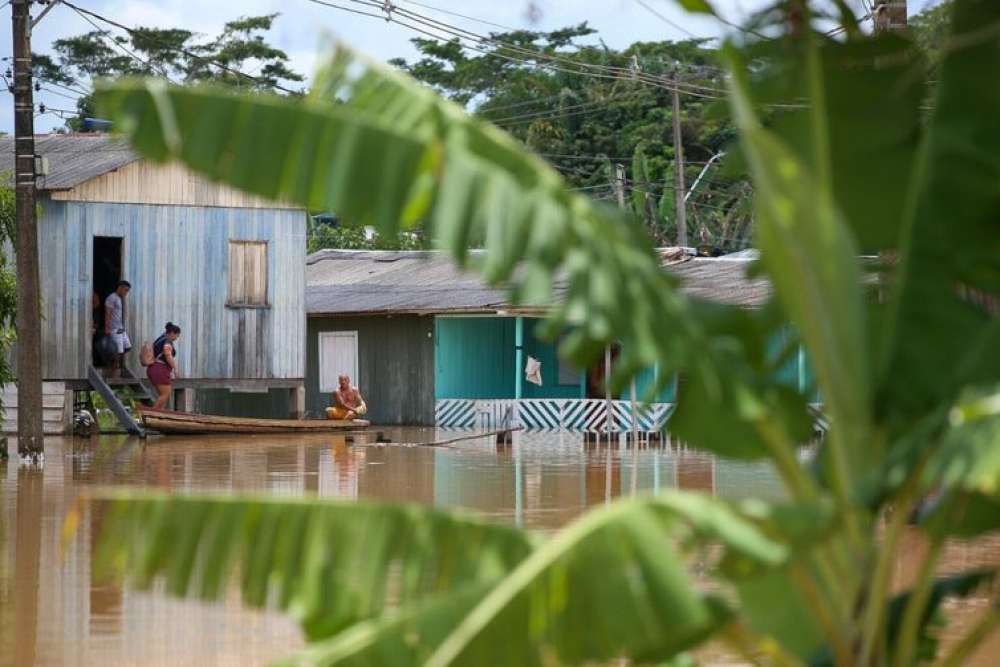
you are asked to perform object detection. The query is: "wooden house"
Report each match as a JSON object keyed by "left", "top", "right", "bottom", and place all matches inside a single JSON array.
[
  {"left": 305, "top": 249, "right": 800, "bottom": 429},
  {"left": 2, "top": 135, "right": 306, "bottom": 430}
]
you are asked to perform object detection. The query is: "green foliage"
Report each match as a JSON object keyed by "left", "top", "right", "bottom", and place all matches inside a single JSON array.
[
  {"left": 391, "top": 25, "right": 751, "bottom": 250},
  {"left": 86, "top": 493, "right": 535, "bottom": 641},
  {"left": 0, "top": 185, "right": 15, "bottom": 390},
  {"left": 909, "top": 0, "right": 954, "bottom": 71},
  {"left": 307, "top": 216, "right": 428, "bottom": 253},
  {"left": 84, "top": 0, "right": 1000, "bottom": 665},
  {"left": 42, "top": 14, "right": 303, "bottom": 131}
]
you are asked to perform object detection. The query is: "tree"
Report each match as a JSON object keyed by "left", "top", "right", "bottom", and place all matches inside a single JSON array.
[
  {"left": 0, "top": 185, "right": 18, "bottom": 430},
  {"left": 36, "top": 14, "right": 303, "bottom": 130},
  {"left": 77, "top": 0, "right": 1000, "bottom": 664},
  {"left": 391, "top": 25, "right": 750, "bottom": 250},
  {"left": 307, "top": 215, "right": 429, "bottom": 253}
]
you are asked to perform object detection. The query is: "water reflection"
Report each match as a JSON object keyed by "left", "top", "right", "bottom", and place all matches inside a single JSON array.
[{"left": 0, "top": 429, "right": 996, "bottom": 665}]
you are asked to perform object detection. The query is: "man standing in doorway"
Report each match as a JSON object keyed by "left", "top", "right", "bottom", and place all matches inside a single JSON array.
[{"left": 104, "top": 280, "right": 131, "bottom": 379}]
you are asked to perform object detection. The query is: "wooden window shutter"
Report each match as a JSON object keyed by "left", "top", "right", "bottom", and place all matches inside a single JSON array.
[{"left": 227, "top": 240, "right": 268, "bottom": 306}]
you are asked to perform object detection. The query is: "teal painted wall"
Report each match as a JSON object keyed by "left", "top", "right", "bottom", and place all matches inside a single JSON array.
[
  {"left": 522, "top": 319, "right": 584, "bottom": 399},
  {"left": 769, "top": 328, "right": 818, "bottom": 400},
  {"left": 434, "top": 317, "right": 587, "bottom": 400},
  {"left": 435, "top": 318, "right": 515, "bottom": 399},
  {"left": 626, "top": 365, "right": 677, "bottom": 403}
]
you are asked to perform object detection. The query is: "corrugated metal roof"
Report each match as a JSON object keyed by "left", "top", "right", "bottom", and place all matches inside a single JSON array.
[
  {"left": 306, "top": 249, "right": 771, "bottom": 315},
  {"left": 0, "top": 134, "right": 138, "bottom": 190}
]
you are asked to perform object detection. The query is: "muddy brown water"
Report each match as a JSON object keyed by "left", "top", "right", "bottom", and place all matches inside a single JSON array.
[{"left": 1, "top": 429, "right": 997, "bottom": 666}]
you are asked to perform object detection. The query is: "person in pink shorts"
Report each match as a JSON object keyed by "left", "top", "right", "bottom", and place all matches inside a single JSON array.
[{"left": 147, "top": 322, "right": 181, "bottom": 409}]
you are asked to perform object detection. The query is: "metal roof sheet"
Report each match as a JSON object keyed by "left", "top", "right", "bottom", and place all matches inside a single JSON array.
[
  {"left": 0, "top": 134, "right": 139, "bottom": 190},
  {"left": 306, "top": 249, "right": 771, "bottom": 315}
]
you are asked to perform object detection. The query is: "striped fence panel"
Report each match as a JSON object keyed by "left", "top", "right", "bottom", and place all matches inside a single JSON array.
[{"left": 435, "top": 398, "right": 674, "bottom": 432}]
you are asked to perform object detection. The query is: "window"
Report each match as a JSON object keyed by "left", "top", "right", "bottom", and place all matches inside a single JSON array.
[
  {"left": 319, "top": 331, "right": 359, "bottom": 392},
  {"left": 227, "top": 241, "right": 268, "bottom": 307}
]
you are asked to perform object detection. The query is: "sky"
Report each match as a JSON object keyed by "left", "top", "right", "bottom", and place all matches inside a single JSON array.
[{"left": 0, "top": 0, "right": 932, "bottom": 133}]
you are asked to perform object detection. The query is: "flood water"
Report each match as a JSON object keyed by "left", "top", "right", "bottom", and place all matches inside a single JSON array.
[{"left": 1, "top": 428, "right": 998, "bottom": 666}]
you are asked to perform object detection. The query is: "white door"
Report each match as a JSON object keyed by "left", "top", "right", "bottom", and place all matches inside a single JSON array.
[{"left": 319, "top": 331, "right": 359, "bottom": 392}]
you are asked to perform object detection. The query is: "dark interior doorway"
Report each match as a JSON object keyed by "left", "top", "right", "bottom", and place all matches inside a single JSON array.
[
  {"left": 585, "top": 344, "right": 621, "bottom": 399},
  {"left": 92, "top": 237, "right": 122, "bottom": 366}
]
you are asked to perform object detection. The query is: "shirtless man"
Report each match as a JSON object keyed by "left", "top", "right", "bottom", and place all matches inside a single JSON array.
[{"left": 326, "top": 374, "right": 367, "bottom": 420}]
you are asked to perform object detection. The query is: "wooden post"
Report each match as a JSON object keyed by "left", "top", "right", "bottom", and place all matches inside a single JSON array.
[
  {"left": 12, "top": 0, "right": 43, "bottom": 457},
  {"left": 874, "top": 0, "right": 906, "bottom": 34},
  {"left": 613, "top": 163, "right": 626, "bottom": 207},
  {"left": 604, "top": 345, "right": 613, "bottom": 438},
  {"left": 514, "top": 317, "right": 524, "bottom": 399},
  {"left": 671, "top": 70, "right": 688, "bottom": 248},
  {"left": 630, "top": 377, "right": 640, "bottom": 495},
  {"left": 63, "top": 387, "right": 74, "bottom": 434},
  {"left": 514, "top": 316, "right": 524, "bottom": 428},
  {"left": 289, "top": 384, "right": 305, "bottom": 419},
  {"left": 177, "top": 387, "right": 196, "bottom": 413}
]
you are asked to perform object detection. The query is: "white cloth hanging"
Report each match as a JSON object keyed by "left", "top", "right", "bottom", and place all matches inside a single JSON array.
[{"left": 525, "top": 356, "right": 542, "bottom": 386}]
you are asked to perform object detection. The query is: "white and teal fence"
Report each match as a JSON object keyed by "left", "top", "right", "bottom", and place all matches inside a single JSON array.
[{"left": 435, "top": 398, "right": 674, "bottom": 432}]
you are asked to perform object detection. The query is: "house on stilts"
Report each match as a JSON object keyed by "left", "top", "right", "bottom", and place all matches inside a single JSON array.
[
  {"left": 305, "top": 248, "right": 805, "bottom": 431},
  {"left": 1, "top": 134, "right": 306, "bottom": 433}
]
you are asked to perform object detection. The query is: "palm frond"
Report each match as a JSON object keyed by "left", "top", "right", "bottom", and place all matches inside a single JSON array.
[{"left": 84, "top": 492, "right": 535, "bottom": 641}]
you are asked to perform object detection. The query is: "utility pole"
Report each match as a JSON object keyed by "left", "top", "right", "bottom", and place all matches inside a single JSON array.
[
  {"left": 612, "top": 163, "right": 640, "bottom": 459},
  {"left": 613, "top": 162, "right": 626, "bottom": 208},
  {"left": 874, "top": 0, "right": 906, "bottom": 34},
  {"left": 12, "top": 0, "right": 44, "bottom": 457},
  {"left": 670, "top": 71, "right": 688, "bottom": 248},
  {"left": 598, "top": 164, "right": 626, "bottom": 441}
]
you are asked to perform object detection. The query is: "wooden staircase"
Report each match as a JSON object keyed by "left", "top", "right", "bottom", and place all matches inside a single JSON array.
[{"left": 86, "top": 366, "right": 147, "bottom": 437}]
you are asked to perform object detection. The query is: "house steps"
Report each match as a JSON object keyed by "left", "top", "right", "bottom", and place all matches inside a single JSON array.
[{"left": 86, "top": 366, "right": 146, "bottom": 437}]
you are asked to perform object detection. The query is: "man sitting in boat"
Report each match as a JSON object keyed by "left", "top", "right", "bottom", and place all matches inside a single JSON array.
[{"left": 326, "top": 374, "right": 367, "bottom": 421}]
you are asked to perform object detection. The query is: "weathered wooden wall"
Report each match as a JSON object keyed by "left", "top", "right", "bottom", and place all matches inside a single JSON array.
[
  {"left": 306, "top": 316, "right": 435, "bottom": 425},
  {"left": 195, "top": 388, "right": 293, "bottom": 419},
  {"left": 36, "top": 197, "right": 306, "bottom": 381},
  {"left": 49, "top": 160, "right": 300, "bottom": 209},
  {"left": 1, "top": 382, "right": 72, "bottom": 434}
]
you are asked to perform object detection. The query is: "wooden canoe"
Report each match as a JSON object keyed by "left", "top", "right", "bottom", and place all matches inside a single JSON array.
[{"left": 137, "top": 406, "right": 370, "bottom": 435}]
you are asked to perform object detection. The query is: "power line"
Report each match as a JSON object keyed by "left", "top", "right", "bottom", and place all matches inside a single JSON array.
[
  {"left": 39, "top": 84, "right": 81, "bottom": 101},
  {"left": 58, "top": 0, "right": 301, "bottom": 94},
  {"left": 306, "top": 0, "right": 730, "bottom": 100},
  {"left": 65, "top": 3, "right": 180, "bottom": 84},
  {"left": 38, "top": 76, "right": 90, "bottom": 97},
  {"left": 491, "top": 90, "right": 648, "bottom": 125},
  {"left": 631, "top": 0, "right": 698, "bottom": 38},
  {"left": 397, "top": 0, "right": 523, "bottom": 33}
]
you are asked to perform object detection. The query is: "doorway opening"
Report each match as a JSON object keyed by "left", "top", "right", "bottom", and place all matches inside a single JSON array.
[
  {"left": 92, "top": 237, "right": 122, "bottom": 366},
  {"left": 585, "top": 343, "right": 620, "bottom": 399}
]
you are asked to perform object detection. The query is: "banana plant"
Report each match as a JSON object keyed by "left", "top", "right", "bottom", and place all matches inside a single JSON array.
[{"left": 79, "top": 0, "right": 1000, "bottom": 664}]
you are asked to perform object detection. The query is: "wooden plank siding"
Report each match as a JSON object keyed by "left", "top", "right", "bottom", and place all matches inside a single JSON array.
[
  {"left": 35, "top": 197, "right": 306, "bottom": 381},
  {"left": 306, "top": 316, "right": 435, "bottom": 425},
  {"left": 1, "top": 382, "right": 71, "bottom": 434},
  {"left": 48, "top": 160, "right": 300, "bottom": 209}
]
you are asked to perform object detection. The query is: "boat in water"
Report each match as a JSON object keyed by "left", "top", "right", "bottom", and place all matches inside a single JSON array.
[{"left": 137, "top": 406, "right": 370, "bottom": 435}]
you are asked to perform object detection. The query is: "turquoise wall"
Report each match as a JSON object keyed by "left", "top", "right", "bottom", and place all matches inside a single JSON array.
[
  {"left": 769, "top": 328, "right": 818, "bottom": 400},
  {"left": 522, "top": 319, "right": 584, "bottom": 399},
  {"left": 435, "top": 317, "right": 515, "bottom": 399},
  {"left": 434, "top": 317, "right": 585, "bottom": 400},
  {"left": 625, "top": 365, "right": 677, "bottom": 403}
]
